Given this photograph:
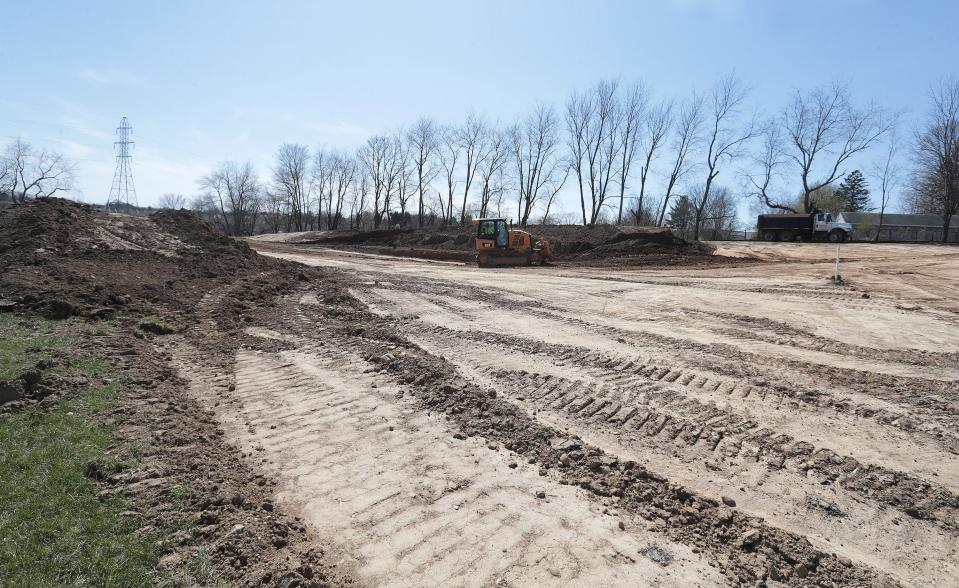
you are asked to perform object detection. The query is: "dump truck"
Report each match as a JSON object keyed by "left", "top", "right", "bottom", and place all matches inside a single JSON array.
[
  {"left": 473, "top": 218, "right": 553, "bottom": 267},
  {"left": 757, "top": 212, "right": 852, "bottom": 243}
]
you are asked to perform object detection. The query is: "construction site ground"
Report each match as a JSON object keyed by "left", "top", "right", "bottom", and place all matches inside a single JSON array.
[
  {"left": 2, "top": 201, "right": 957, "bottom": 587},
  {"left": 245, "top": 238, "right": 959, "bottom": 587}
]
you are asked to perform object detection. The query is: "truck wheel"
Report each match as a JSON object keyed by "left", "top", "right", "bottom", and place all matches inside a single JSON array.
[
  {"left": 780, "top": 230, "right": 794, "bottom": 242},
  {"left": 828, "top": 230, "right": 843, "bottom": 243},
  {"left": 762, "top": 231, "right": 777, "bottom": 242}
]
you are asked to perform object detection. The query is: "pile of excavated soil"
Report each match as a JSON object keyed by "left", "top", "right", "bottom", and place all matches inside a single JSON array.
[
  {"left": 0, "top": 198, "right": 355, "bottom": 587},
  {"left": 0, "top": 199, "right": 282, "bottom": 320},
  {"left": 259, "top": 224, "right": 738, "bottom": 267}
]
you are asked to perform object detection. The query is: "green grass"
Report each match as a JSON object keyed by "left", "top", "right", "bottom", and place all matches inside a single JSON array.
[
  {"left": 137, "top": 317, "right": 177, "bottom": 336},
  {"left": 0, "top": 317, "right": 169, "bottom": 587},
  {"left": 0, "top": 315, "right": 75, "bottom": 380},
  {"left": 0, "top": 383, "right": 161, "bottom": 587}
]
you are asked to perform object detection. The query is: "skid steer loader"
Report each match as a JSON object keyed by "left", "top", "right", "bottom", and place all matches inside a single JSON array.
[{"left": 473, "top": 218, "right": 553, "bottom": 268}]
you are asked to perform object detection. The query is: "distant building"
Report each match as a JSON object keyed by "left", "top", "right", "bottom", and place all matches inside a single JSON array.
[{"left": 838, "top": 212, "right": 959, "bottom": 242}]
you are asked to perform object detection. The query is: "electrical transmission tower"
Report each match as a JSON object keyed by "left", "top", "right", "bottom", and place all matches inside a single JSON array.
[{"left": 107, "top": 117, "right": 138, "bottom": 212}]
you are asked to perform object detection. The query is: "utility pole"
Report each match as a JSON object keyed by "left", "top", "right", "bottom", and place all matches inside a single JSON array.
[{"left": 107, "top": 117, "right": 137, "bottom": 212}]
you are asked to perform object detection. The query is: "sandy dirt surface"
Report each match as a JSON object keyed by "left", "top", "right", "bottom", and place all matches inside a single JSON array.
[
  {"left": 241, "top": 239, "right": 959, "bottom": 587},
  {"left": 12, "top": 200, "right": 952, "bottom": 586}
]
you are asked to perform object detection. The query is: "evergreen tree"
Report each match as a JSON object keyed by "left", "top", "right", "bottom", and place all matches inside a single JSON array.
[
  {"left": 835, "top": 170, "right": 872, "bottom": 212},
  {"left": 666, "top": 195, "right": 695, "bottom": 238}
]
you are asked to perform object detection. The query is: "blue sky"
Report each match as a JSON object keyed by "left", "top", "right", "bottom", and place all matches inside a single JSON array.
[{"left": 3, "top": 0, "right": 957, "bottom": 214}]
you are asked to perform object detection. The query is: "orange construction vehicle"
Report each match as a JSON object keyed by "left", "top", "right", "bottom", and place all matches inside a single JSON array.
[{"left": 473, "top": 218, "right": 553, "bottom": 267}]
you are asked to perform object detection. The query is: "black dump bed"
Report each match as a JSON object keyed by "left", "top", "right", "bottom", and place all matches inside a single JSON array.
[{"left": 757, "top": 213, "right": 814, "bottom": 231}]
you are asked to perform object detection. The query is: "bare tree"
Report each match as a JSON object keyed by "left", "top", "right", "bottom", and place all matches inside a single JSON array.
[
  {"left": 0, "top": 145, "right": 14, "bottom": 199},
  {"left": 784, "top": 82, "right": 894, "bottom": 213},
  {"left": 566, "top": 80, "right": 623, "bottom": 225},
  {"left": 335, "top": 152, "right": 358, "bottom": 229},
  {"left": 199, "top": 161, "right": 262, "bottom": 236},
  {"left": 315, "top": 150, "right": 356, "bottom": 230},
  {"left": 438, "top": 126, "right": 460, "bottom": 225},
  {"left": 744, "top": 120, "right": 796, "bottom": 211},
  {"left": 273, "top": 143, "right": 312, "bottom": 231},
  {"left": 634, "top": 100, "right": 672, "bottom": 225},
  {"left": 692, "top": 74, "right": 755, "bottom": 239},
  {"left": 615, "top": 82, "right": 650, "bottom": 224},
  {"left": 2, "top": 139, "right": 75, "bottom": 202},
  {"left": 657, "top": 94, "right": 704, "bottom": 225},
  {"left": 359, "top": 134, "right": 404, "bottom": 228},
  {"left": 511, "top": 104, "right": 568, "bottom": 226},
  {"left": 350, "top": 170, "right": 370, "bottom": 230},
  {"left": 913, "top": 79, "right": 959, "bottom": 242},
  {"left": 262, "top": 189, "right": 286, "bottom": 233},
  {"left": 158, "top": 193, "right": 188, "bottom": 209},
  {"left": 394, "top": 140, "right": 416, "bottom": 222},
  {"left": 702, "top": 185, "right": 739, "bottom": 239},
  {"left": 477, "top": 125, "right": 510, "bottom": 218},
  {"left": 406, "top": 117, "right": 439, "bottom": 227},
  {"left": 870, "top": 130, "right": 901, "bottom": 241},
  {"left": 311, "top": 148, "right": 331, "bottom": 229},
  {"left": 457, "top": 114, "right": 486, "bottom": 225}
]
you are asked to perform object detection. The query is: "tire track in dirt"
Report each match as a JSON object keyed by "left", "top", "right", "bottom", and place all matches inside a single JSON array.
[
  {"left": 680, "top": 308, "right": 959, "bottom": 369},
  {"left": 512, "top": 304, "right": 959, "bottom": 433},
  {"left": 392, "top": 307, "right": 959, "bottom": 456},
  {"left": 178, "top": 327, "right": 722, "bottom": 586},
  {"left": 254, "top": 244, "right": 959, "bottom": 585},
  {"left": 393, "top": 319, "right": 959, "bottom": 522},
  {"left": 385, "top": 320, "right": 959, "bottom": 585}
]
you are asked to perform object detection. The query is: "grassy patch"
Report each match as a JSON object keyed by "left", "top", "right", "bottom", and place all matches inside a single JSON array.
[
  {"left": 0, "top": 315, "right": 75, "bottom": 380},
  {"left": 0, "top": 383, "right": 161, "bottom": 586},
  {"left": 0, "top": 318, "right": 168, "bottom": 586},
  {"left": 137, "top": 317, "right": 177, "bottom": 336}
]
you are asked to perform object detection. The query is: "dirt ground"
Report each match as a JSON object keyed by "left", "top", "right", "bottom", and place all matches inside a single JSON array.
[
  {"left": 242, "top": 239, "right": 959, "bottom": 587},
  {"left": 4, "top": 201, "right": 958, "bottom": 587}
]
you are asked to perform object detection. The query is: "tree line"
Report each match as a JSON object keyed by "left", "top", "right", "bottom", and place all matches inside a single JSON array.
[
  {"left": 188, "top": 74, "right": 938, "bottom": 240},
  {"left": 3, "top": 78, "right": 956, "bottom": 242}
]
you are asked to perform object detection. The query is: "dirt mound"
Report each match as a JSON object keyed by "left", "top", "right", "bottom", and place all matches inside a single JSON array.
[
  {"left": 152, "top": 208, "right": 256, "bottom": 258},
  {"left": 0, "top": 199, "right": 278, "bottom": 319},
  {"left": 282, "top": 224, "right": 726, "bottom": 266},
  {"left": 0, "top": 197, "right": 98, "bottom": 257}
]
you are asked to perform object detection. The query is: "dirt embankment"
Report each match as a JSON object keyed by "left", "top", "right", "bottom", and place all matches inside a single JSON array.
[
  {"left": 252, "top": 224, "right": 736, "bottom": 267},
  {"left": 0, "top": 199, "right": 281, "bottom": 321},
  {"left": 0, "top": 198, "right": 356, "bottom": 587}
]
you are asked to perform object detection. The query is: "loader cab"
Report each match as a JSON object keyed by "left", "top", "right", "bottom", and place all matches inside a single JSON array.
[{"left": 477, "top": 218, "right": 509, "bottom": 248}]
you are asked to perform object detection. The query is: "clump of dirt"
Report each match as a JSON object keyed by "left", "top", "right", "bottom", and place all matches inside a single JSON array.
[
  {"left": 275, "top": 224, "right": 738, "bottom": 267},
  {"left": 0, "top": 198, "right": 281, "bottom": 320}
]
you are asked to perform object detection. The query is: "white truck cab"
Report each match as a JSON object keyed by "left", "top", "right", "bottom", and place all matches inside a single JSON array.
[{"left": 814, "top": 213, "right": 854, "bottom": 242}]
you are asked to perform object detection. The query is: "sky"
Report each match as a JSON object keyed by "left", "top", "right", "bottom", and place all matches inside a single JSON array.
[{"left": 3, "top": 0, "right": 957, "bottom": 217}]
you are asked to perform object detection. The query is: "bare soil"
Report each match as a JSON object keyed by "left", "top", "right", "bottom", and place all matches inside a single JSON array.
[
  {"left": 249, "top": 240, "right": 959, "bottom": 587},
  {"left": 4, "top": 199, "right": 958, "bottom": 587}
]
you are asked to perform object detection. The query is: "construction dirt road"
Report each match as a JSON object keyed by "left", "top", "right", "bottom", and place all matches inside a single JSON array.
[
  {"left": 224, "top": 239, "right": 959, "bottom": 587},
  {"left": 4, "top": 201, "right": 958, "bottom": 587}
]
